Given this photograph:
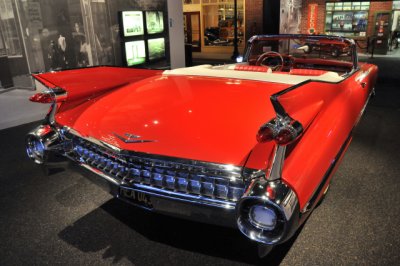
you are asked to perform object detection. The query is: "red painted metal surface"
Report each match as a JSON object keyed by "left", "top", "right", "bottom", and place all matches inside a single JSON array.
[
  {"left": 33, "top": 67, "right": 162, "bottom": 102},
  {"left": 54, "top": 73, "right": 290, "bottom": 168},
  {"left": 32, "top": 63, "right": 378, "bottom": 210},
  {"left": 280, "top": 63, "right": 377, "bottom": 207}
]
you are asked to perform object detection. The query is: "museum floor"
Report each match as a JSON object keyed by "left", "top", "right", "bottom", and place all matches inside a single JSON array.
[{"left": 0, "top": 57, "right": 399, "bottom": 265}]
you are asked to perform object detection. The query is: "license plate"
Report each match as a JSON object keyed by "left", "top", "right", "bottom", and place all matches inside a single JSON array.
[{"left": 120, "top": 188, "right": 153, "bottom": 209}]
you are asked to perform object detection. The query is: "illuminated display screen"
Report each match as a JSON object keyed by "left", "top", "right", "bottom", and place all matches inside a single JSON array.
[
  {"left": 148, "top": 38, "right": 165, "bottom": 60},
  {"left": 122, "top": 11, "right": 144, "bottom": 37},
  {"left": 125, "top": 40, "right": 146, "bottom": 66},
  {"left": 146, "top": 11, "right": 164, "bottom": 34}
]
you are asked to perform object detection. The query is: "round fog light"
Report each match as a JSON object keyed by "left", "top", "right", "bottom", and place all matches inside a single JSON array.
[{"left": 249, "top": 205, "right": 277, "bottom": 231}]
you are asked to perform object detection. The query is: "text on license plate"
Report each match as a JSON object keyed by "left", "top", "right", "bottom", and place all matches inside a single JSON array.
[{"left": 120, "top": 188, "right": 153, "bottom": 208}]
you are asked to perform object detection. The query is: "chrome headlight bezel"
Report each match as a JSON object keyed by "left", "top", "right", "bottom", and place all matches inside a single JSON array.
[
  {"left": 25, "top": 125, "right": 61, "bottom": 164},
  {"left": 236, "top": 179, "right": 299, "bottom": 245}
]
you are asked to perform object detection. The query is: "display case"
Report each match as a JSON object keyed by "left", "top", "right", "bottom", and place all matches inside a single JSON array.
[
  {"left": 118, "top": 10, "right": 166, "bottom": 67},
  {"left": 325, "top": 1, "right": 370, "bottom": 37}
]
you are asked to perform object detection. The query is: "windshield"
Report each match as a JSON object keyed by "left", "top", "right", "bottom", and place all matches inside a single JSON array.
[{"left": 246, "top": 36, "right": 355, "bottom": 74}]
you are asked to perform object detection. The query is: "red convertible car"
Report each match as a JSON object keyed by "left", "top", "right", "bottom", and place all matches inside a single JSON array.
[{"left": 26, "top": 35, "right": 377, "bottom": 257}]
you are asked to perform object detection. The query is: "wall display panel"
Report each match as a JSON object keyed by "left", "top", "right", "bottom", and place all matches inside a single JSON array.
[
  {"left": 325, "top": 1, "right": 370, "bottom": 37},
  {"left": 331, "top": 12, "right": 353, "bottom": 31},
  {"left": 124, "top": 40, "right": 146, "bottom": 66},
  {"left": 146, "top": 11, "right": 164, "bottom": 34},
  {"left": 148, "top": 38, "right": 165, "bottom": 61},
  {"left": 122, "top": 11, "right": 144, "bottom": 37}
]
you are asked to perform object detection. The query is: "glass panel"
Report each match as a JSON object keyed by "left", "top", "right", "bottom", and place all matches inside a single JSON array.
[
  {"left": 343, "top": 2, "right": 352, "bottom": 11},
  {"left": 352, "top": 2, "right": 361, "bottom": 10},
  {"left": 353, "top": 11, "right": 368, "bottom": 32},
  {"left": 203, "top": 0, "right": 244, "bottom": 47},
  {"left": 183, "top": 15, "right": 188, "bottom": 43},
  {"left": 190, "top": 13, "right": 200, "bottom": 48},
  {"left": 325, "top": 12, "right": 333, "bottom": 31},
  {"left": 361, "top": 3, "right": 370, "bottom": 11},
  {"left": 0, "top": 0, "right": 22, "bottom": 56},
  {"left": 326, "top": 3, "right": 334, "bottom": 11},
  {"left": 334, "top": 2, "right": 343, "bottom": 11},
  {"left": 325, "top": 2, "right": 369, "bottom": 36},
  {"left": 90, "top": 0, "right": 113, "bottom": 65},
  {"left": 332, "top": 12, "right": 354, "bottom": 31}
]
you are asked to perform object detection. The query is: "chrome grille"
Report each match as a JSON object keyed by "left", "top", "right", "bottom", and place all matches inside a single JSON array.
[{"left": 72, "top": 137, "right": 248, "bottom": 202}]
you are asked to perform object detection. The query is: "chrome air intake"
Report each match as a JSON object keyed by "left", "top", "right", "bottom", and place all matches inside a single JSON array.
[
  {"left": 236, "top": 178, "right": 299, "bottom": 244},
  {"left": 70, "top": 136, "right": 253, "bottom": 203},
  {"left": 26, "top": 125, "right": 61, "bottom": 164}
]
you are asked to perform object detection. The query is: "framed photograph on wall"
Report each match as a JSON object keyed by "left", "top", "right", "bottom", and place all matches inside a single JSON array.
[
  {"left": 145, "top": 11, "right": 164, "bottom": 34},
  {"left": 148, "top": 38, "right": 165, "bottom": 61},
  {"left": 121, "top": 11, "right": 144, "bottom": 37},
  {"left": 124, "top": 40, "right": 146, "bottom": 66}
]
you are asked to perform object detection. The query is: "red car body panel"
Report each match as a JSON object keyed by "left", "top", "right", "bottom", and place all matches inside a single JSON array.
[
  {"left": 45, "top": 71, "right": 290, "bottom": 168},
  {"left": 33, "top": 67, "right": 162, "bottom": 102},
  {"left": 279, "top": 63, "right": 377, "bottom": 207},
  {"left": 32, "top": 63, "right": 377, "bottom": 210}
]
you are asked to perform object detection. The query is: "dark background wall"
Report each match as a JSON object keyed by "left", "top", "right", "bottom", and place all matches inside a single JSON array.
[{"left": 263, "top": 0, "right": 280, "bottom": 34}]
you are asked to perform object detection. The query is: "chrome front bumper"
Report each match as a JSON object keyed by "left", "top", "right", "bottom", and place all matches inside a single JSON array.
[
  {"left": 26, "top": 124, "right": 300, "bottom": 245},
  {"left": 68, "top": 162, "right": 238, "bottom": 227},
  {"left": 27, "top": 124, "right": 256, "bottom": 228}
]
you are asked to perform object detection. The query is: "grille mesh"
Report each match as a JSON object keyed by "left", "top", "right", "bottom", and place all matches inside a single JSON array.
[{"left": 72, "top": 137, "right": 247, "bottom": 202}]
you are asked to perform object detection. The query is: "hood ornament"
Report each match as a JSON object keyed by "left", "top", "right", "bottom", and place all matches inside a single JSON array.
[{"left": 114, "top": 133, "right": 157, "bottom": 143}]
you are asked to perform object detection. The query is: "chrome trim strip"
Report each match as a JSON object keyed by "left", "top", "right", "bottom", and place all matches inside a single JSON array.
[
  {"left": 121, "top": 184, "right": 236, "bottom": 209},
  {"left": 80, "top": 163, "right": 121, "bottom": 186},
  {"left": 266, "top": 145, "right": 286, "bottom": 181},
  {"left": 46, "top": 103, "right": 57, "bottom": 125},
  {"left": 64, "top": 127, "right": 257, "bottom": 179},
  {"left": 65, "top": 127, "right": 122, "bottom": 153}
]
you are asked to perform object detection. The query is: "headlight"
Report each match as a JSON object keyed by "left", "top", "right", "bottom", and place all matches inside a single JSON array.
[
  {"left": 249, "top": 205, "right": 277, "bottom": 231},
  {"left": 236, "top": 179, "right": 299, "bottom": 245},
  {"left": 25, "top": 125, "right": 60, "bottom": 164},
  {"left": 26, "top": 134, "right": 46, "bottom": 164}
]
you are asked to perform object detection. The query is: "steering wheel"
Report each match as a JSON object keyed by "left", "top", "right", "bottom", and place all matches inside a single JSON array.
[{"left": 255, "top": 51, "right": 284, "bottom": 71}]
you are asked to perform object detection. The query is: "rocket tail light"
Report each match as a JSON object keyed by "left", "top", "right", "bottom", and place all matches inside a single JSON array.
[
  {"left": 29, "top": 92, "right": 53, "bottom": 103},
  {"left": 256, "top": 117, "right": 303, "bottom": 146},
  {"left": 256, "top": 121, "right": 278, "bottom": 143},
  {"left": 29, "top": 87, "right": 67, "bottom": 104}
]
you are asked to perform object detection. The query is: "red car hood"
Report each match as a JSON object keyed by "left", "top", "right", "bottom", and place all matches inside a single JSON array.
[{"left": 56, "top": 75, "right": 289, "bottom": 168}]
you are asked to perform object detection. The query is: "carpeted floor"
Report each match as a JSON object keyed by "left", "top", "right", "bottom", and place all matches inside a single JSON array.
[{"left": 0, "top": 57, "right": 399, "bottom": 265}]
